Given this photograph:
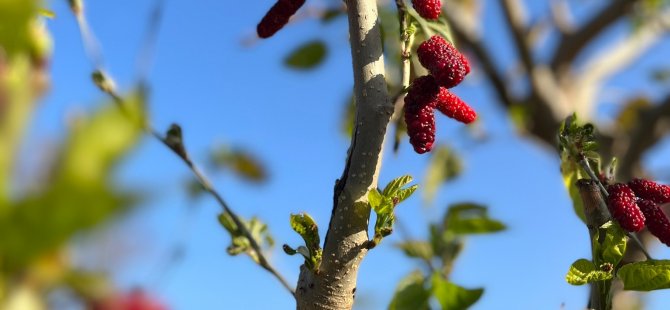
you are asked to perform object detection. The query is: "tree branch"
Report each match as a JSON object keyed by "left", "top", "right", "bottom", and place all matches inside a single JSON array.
[
  {"left": 66, "top": 1, "right": 295, "bottom": 297},
  {"left": 500, "top": 0, "right": 534, "bottom": 73},
  {"left": 444, "top": 8, "right": 515, "bottom": 109},
  {"left": 295, "top": 0, "right": 392, "bottom": 308},
  {"left": 571, "top": 8, "right": 670, "bottom": 121},
  {"left": 551, "top": 0, "right": 639, "bottom": 71},
  {"left": 619, "top": 95, "right": 670, "bottom": 180}
]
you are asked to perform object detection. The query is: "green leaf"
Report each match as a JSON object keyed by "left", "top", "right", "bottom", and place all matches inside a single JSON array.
[
  {"left": 431, "top": 273, "right": 483, "bottom": 310},
  {"left": 396, "top": 241, "right": 434, "bottom": 261},
  {"left": 383, "top": 175, "right": 414, "bottom": 197},
  {"left": 289, "top": 213, "right": 320, "bottom": 250},
  {"left": 618, "top": 260, "right": 670, "bottom": 291},
  {"left": 289, "top": 213, "right": 322, "bottom": 270},
  {"left": 565, "top": 259, "right": 613, "bottom": 285},
  {"left": 595, "top": 221, "right": 627, "bottom": 266},
  {"left": 396, "top": 185, "right": 418, "bottom": 204},
  {"left": 209, "top": 146, "right": 268, "bottom": 183},
  {"left": 388, "top": 271, "right": 430, "bottom": 310},
  {"left": 60, "top": 89, "right": 146, "bottom": 184},
  {"left": 0, "top": 0, "right": 38, "bottom": 57},
  {"left": 560, "top": 159, "right": 586, "bottom": 222},
  {"left": 423, "top": 146, "right": 462, "bottom": 204},
  {"left": 284, "top": 40, "right": 328, "bottom": 70},
  {"left": 368, "top": 188, "right": 383, "bottom": 210},
  {"left": 217, "top": 213, "right": 273, "bottom": 262},
  {"left": 444, "top": 203, "right": 506, "bottom": 235}
]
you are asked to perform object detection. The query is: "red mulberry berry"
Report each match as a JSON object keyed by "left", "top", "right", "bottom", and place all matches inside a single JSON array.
[
  {"left": 638, "top": 199, "right": 670, "bottom": 246},
  {"left": 404, "top": 76, "right": 439, "bottom": 154},
  {"left": 607, "top": 183, "right": 646, "bottom": 232},
  {"left": 435, "top": 89, "right": 477, "bottom": 124},
  {"left": 257, "top": 0, "right": 306, "bottom": 38},
  {"left": 412, "top": 0, "right": 442, "bottom": 20},
  {"left": 417, "top": 35, "right": 470, "bottom": 88},
  {"left": 628, "top": 178, "right": 670, "bottom": 204}
]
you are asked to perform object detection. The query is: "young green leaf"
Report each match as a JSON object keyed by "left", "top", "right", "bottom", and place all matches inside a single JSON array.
[
  {"left": 396, "top": 241, "right": 434, "bottom": 261},
  {"left": 284, "top": 40, "right": 328, "bottom": 70},
  {"left": 565, "top": 259, "right": 613, "bottom": 285},
  {"left": 618, "top": 260, "right": 670, "bottom": 291},
  {"left": 290, "top": 213, "right": 320, "bottom": 250},
  {"left": 444, "top": 203, "right": 506, "bottom": 235},
  {"left": 383, "top": 175, "right": 414, "bottom": 197},
  {"left": 594, "top": 221, "right": 627, "bottom": 266},
  {"left": 431, "top": 273, "right": 483, "bottom": 310},
  {"left": 423, "top": 146, "right": 462, "bottom": 204},
  {"left": 388, "top": 271, "right": 430, "bottom": 310},
  {"left": 368, "top": 188, "right": 384, "bottom": 210}
]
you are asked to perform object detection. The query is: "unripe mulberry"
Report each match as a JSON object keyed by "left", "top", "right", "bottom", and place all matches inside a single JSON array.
[
  {"left": 404, "top": 76, "right": 439, "bottom": 154},
  {"left": 628, "top": 178, "right": 670, "bottom": 204},
  {"left": 417, "top": 35, "right": 470, "bottom": 88},
  {"left": 607, "top": 183, "right": 645, "bottom": 232},
  {"left": 435, "top": 89, "right": 477, "bottom": 124},
  {"left": 257, "top": 0, "right": 306, "bottom": 39},
  {"left": 638, "top": 199, "right": 670, "bottom": 246},
  {"left": 412, "top": 0, "right": 442, "bottom": 20}
]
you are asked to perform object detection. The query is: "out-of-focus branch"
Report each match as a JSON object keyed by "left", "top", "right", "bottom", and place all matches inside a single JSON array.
[
  {"left": 551, "top": 0, "right": 639, "bottom": 71},
  {"left": 550, "top": 0, "right": 575, "bottom": 34},
  {"left": 500, "top": 0, "right": 534, "bottom": 73},
  {"left": 445, "top": 9, "right": 515, "bottom": 109},
  {"left": 571, "top": 8, "right": 670, "bottom": 119},
  {"left": 619, "top": 95, "right": 670, "bottom": 180}
]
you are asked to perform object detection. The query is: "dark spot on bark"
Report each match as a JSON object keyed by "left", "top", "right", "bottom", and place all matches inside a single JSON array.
[{"left": 309, "top": 283, "right": 314, "bottom": 288}]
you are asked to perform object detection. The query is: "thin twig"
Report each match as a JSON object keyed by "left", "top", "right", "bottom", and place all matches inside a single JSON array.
[{"left": 67, "top": 1, "right": 295, "bottom": 297}]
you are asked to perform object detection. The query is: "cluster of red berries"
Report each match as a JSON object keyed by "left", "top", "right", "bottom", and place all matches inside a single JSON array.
[
  {"left": 405, "top": 35, "right": 476, "bottom": 154},
  {"left": 607, "top": 178, "right": 670, "bottom": 246},
  {"left": 257, "top": 0, "right": 306, "bottom": 38},
  {"left": 412, "top": 0, "right": 442, "bottom": 20},
  {"left": 92, "top": 289, "right": 167, "bottom": 310}
]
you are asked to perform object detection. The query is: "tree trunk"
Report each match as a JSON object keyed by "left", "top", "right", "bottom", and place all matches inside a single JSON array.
[{"left": 294, "top": 0, "right": 392, "bottom": 309}]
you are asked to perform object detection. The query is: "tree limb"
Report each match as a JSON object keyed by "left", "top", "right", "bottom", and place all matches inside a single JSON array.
[
  {"left": 551, "top": 0, "right": 639, "bottom": 71},
  {"left": 500, "top": 0, "right": 534, "bottom": 73},
  {"left": 444, "top": 8, "right": 515, "bottom": 109},
  {"left": 619, "top": 95, "right": 670, "bottom": 180},
  {"left": 295, "top": 0, "right": 392, "bottom": 309},
  {"left": 571, "top": 8, "right": 670, "bottom": 120}
]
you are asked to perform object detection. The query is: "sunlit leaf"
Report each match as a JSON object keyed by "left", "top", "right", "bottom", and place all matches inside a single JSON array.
[
  {"left": 396, "top": 241, "right": 433, "bottom": 261},
  {"left": 423, "top": 146, "right": 462, "bottom": 204},
  {"left": 284, "top": 40, "right": 327, "bottom": 70},
  {"left": 60, "top": 89, "right": 145, "bottom": 184},
  {"left": 566, "top": 259, "right": 612, "bottom": 285},
  {"left": 431, "top": 273, "right": 483, "bottom": 310},
  {"left": 618, "top": 260, "right": 670, "bottom": 291},
  {"left": 209, "top": 147, "right": 268, "bottom": 183},
  {"left": 290, "top": 213, "right": 320, "bottom": 250},
  {"left": 444, "top": 203, "right": 506, "bottom": 235},
  {"left": 594, "top": 221, "right": 627, "bottom": 266},
  {"left": 388, "top": 271, "right": 430, "bottom": 310},
  {"left": 0, "top": 0, "right": 38, "bottom": 57},
  {"left": 382, "top": 175, "right": 414, "bottom": 197}
]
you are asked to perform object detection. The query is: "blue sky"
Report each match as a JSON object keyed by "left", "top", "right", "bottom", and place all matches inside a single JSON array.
[{"left": 31, "top": 0, "right": 670, "bottom": 309}]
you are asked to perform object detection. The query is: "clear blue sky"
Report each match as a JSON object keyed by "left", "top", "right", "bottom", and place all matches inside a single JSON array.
[{"left": 32, "top": 0, "right": 670, "bottom": 309}]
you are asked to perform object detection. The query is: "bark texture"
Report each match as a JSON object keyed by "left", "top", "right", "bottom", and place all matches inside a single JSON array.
[{"left": 295, "top": 0, "right": 392, "bottom": 309}]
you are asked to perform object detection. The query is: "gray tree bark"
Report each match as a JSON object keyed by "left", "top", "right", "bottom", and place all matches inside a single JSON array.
[{"left": 295, "top": 0, "right": 392, "bottom": 309}]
